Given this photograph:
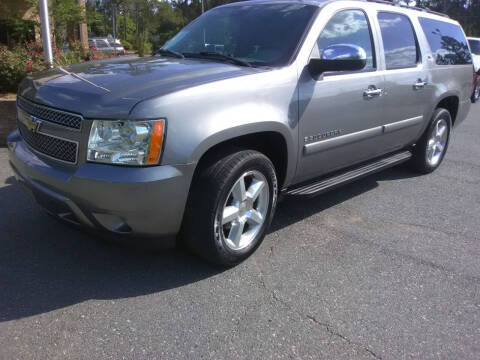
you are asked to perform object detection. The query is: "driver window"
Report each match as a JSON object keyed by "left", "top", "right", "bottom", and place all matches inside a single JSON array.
[{"left": 312, "top": 9, "right": 375, "bottom": 71}]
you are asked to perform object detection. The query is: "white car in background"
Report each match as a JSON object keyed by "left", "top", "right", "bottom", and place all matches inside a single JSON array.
[
  {"left": 468, "top": 37, "right": 480, "bottom": 101},
  {"left": 108, "top": 38, "right": 126, "bottom": 55},
  {"left": 468, "top": 37, "right": 480, "bottom": 71},
  {"left": 88, "top": 37, "right": 125, "bottom": 55}
]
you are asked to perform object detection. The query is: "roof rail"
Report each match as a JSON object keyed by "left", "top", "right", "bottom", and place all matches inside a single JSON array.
[{"left": 363, "top": 0, "right": 450, "bottom": 18}]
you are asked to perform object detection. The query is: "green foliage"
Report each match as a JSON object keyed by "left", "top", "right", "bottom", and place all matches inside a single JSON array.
[
  {"left": 135, "top": 35, "right": 152, "bottom": 57},
  {"left": 1, "top": 19, "right": 36, "bottom": 46},
  {"left": 86, "top": 4, "right": 105, "bottom": 37},
  {"left": 51, "top": 0, "right": 86, "bottom": 47},
  {"left": 0, "top": 45, "right": 37, "bottom": 93},
  {"left": 122, "top": 39, "right": 133, "bottom": 50},
  {"left": 51, "top": 0, "right": 85, "bottom": 24},
  {"left": 118, "top": 13, "right": 136, "bottom": 41}
]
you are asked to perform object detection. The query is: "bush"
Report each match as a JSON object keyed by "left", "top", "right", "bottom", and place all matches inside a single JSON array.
[
  {"left": 135, "top": 35, "right": 153, "bottom": 57},
  {"left": 0, "top": 41, "right": 115, "bottom": 93},
  {"left": 0, "top": 45, "right": 42, "bottom": 93},
  {"left": 122, "top": 40, "right": 132, "bottom": 51}
]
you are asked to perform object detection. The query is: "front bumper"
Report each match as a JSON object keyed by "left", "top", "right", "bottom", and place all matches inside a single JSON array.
[{"left": 7, "top": 130, "right": 195, "bottom": 241}]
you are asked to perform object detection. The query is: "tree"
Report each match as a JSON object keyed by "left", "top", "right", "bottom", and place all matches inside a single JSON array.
[{"left": 50, "top": 0, "right": 86, "bottom": 46}]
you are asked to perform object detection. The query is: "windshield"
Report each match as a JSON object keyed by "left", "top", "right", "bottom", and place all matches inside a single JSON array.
[
  {"left": 469, "top": 39, "right": 480, "bottom": 55},
  {"left": 162, "top": 4, "right": 317, "bottom": 67},
  {"left": 96, "top": 40, "right": 110, "bottom": 49}
]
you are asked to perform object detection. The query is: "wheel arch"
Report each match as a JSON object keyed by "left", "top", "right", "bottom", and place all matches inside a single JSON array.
[
  {"left": 436, "top": 95, "right": 459, "bottom": 125},
  {"left": 190, "top": 126, "right": 295, "bottom": 190}
]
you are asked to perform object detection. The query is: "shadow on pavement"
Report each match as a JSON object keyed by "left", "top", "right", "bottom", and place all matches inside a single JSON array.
[
  {"left": 0, "top": 177, "right": 222, "bottom": 322},
  {"left": 271, "top": 164, "right": 420, "bottom": 233},
  {"left": 0, "top": 164, "right": 419, "bottom": 321}
]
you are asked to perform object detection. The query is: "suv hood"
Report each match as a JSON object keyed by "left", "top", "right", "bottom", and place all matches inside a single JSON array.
[{"left": 18, "top": 56, "right": 262, "bottom": 119}]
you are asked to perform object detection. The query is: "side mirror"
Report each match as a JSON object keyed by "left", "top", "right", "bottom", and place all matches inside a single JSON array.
[{"left": 308, "top": 44, "right": 367, "bottom": 77}]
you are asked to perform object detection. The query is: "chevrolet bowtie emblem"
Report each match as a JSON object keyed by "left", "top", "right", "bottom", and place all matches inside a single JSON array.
[{"left": 27, "top": 116, "right": 42, "bottom": 133}]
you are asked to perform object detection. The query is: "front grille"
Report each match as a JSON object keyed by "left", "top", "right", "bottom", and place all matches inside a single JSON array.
[
  {"left": 18, "top": 122, "right": 78, "bottom": 164},
  {"left": 17, "top": 97, "right": 82, "bottom": 130}
]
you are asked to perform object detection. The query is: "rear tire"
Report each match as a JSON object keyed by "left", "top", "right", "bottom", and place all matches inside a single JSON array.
[
  {"left": 410, "top": 108, "right": 452, "bottom": 174},
  {"left": 182, "top": 150, "right": 278, "bottom": 266}
]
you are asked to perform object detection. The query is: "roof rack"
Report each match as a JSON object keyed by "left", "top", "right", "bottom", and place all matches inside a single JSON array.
[{"left": 363, "top": 0, "right": 450, "bottom": 18}]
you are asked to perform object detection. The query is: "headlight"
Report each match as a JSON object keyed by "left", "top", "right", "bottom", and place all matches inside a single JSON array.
[{"left": 87, "top": 119, "right": 165, "bottom": 166}]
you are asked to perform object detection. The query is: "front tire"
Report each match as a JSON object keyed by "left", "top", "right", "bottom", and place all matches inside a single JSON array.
[
  {"left": 182, "top": 150, "right": 278, "bottom": 266},
  {"left": 410, "top": 108, "right": 452, "bottom": 174}
]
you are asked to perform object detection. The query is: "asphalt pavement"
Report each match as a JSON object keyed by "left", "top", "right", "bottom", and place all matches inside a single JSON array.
[{"left": 0, "top": 104, "right": 479, "bottom": 359}]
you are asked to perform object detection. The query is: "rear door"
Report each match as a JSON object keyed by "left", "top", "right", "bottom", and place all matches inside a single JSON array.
[{"left": 374, "top": 11, "right": 430, "bottom": 152}]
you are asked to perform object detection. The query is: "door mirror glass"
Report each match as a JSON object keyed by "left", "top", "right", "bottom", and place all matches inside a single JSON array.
[{"left": 308, "top": 44, "right": 367, "bottom": 76}]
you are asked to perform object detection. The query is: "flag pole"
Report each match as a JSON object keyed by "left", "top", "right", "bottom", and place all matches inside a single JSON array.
[{"left": 39, "top": 0, "right": 53, "bottom": 67}]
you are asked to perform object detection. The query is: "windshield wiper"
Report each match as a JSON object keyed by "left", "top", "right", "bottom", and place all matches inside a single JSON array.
[
  {"left": 156, "top": 48, "right": 184, "bottom": 59},
  {"left": 183, "top": 51, "right": 252, "bottom": 67}
]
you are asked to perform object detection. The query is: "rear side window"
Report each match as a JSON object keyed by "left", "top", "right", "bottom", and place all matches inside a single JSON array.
[
  {"left": 419, "top": 17, "right": 472, "bottom": 65},
  {"left": 314, "top": 9, "right": 376, "bottom": 71},
  {"left": 378, "top": 12, "right": 419, "bottom": 69},
  {"left": 468, "top": 39, "right": 480, "bottom": 56}
]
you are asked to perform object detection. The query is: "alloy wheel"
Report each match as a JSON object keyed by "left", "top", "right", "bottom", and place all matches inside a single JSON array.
[
  {"left": 218, "top": 170, "right": 270, "bottom": 251},
  {"left": 426, "top": 118, "right": 448, "bottom": 167}
]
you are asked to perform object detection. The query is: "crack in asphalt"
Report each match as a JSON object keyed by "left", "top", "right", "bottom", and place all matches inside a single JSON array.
[
  {"left": 270, "top": 289, "right": 382, "bottom": 359},
  {"left": 253, "top": 252, "right": 382, "bottom": 359},
  {"left": 311, "top": 204, "right": 480, "bottom": 284},
  {"left": 305, "top": 314, "right": 382, "bottom": 360},
  {"left": 321, "top": 215, "right": 480, "bottom": 284}
]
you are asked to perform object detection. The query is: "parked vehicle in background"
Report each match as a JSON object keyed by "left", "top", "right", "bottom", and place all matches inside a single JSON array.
[
  {"left": 88, "top": 37, "right": 124, "bottom": 55},
  {"left": 468, "top": 37, "right": 480, "bottom": 102},
  {"left": 8, "top": 0, "right": 473, "bottom": 266},
  {"left": 472, "top": 69, "right": 480, "bottom": 103},
  {"left": 468, "top": 37, "right": 480, "bottom": 70},
  {"left": 108, "top": 38, "right": 126, "bottom": 56}
]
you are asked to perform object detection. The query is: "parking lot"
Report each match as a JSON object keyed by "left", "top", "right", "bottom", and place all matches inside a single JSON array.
[{"left": 0, "top": 104, "right": 479, "bottom": 359}]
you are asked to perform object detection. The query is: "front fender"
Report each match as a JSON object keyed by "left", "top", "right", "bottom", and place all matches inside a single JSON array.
[{"left": 190, "top": 120, "right": 297, "bottom": 185}]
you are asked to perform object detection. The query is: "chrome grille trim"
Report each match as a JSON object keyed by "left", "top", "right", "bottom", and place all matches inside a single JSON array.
[
  {"left": 17, "top": 96, "right": 83, "bottom": 130},
  {"left": 18, "top": 121, "right": 79, "bottom": 164}
]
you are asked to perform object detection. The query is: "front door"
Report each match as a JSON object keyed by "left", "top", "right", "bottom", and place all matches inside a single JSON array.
[{"left": 296, "top": 8, "right": 385, "bottom": 183}]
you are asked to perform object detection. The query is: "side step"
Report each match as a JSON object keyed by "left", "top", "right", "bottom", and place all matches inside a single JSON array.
[{"left": 285, "top": 150, "right": 412, "bottom": 196}]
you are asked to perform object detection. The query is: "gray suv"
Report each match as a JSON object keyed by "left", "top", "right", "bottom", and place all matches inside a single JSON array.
[{"left": 8, "top": 0, "right": 473, "bottom": 265}]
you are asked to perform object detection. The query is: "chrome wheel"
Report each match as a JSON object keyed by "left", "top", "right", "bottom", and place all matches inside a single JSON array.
[
  {"left": 426, "top": 119, "right": 448, "bottom": 167},
  {"left": 218, "top": 170, "right": 270, "bottom": 251}
]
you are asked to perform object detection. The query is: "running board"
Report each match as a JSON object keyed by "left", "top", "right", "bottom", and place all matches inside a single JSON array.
[{"left": 285, "top": 150, "right": 412, "bottom": 196}]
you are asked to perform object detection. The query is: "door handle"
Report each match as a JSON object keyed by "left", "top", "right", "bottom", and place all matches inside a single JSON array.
[
  {"left": 413, "top": 79, "right": 427, "bottom": 90},
  {"left": 363, "top": 86, "right": 384, "bottom": 99}
]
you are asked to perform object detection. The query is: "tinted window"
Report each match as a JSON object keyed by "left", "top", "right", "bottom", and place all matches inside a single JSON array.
[
  {"left": 378, "top": 12, "right": 418, "bottom": 69},
  {"left": 314, "top": 9, "right": 375, "bottom": 71},
  {"left": 164, "top": 4, "right": 317, "bottom": 67},
  {"left": 419, "top": 17, "right": 472, "bottom": 65},
  {"left": 469, "top": 39, "right": 480, "bottom": 56}
]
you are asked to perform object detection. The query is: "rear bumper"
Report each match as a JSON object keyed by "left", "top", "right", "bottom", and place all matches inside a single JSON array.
[{"left": 7, "top": 130, "right": 195, "bottom": 241}]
